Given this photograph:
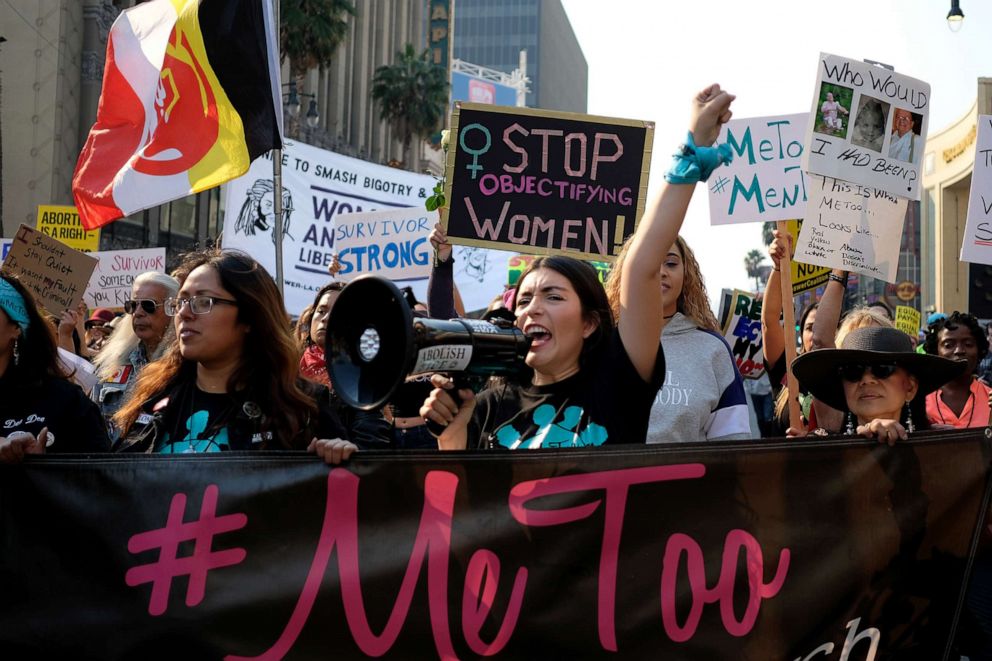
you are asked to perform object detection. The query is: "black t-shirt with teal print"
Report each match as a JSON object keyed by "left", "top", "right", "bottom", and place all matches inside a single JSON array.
[
  {"left": 468, "top": 330, "right": 665, "bottom": 449},
  {"left": 155, "top": 388, "right": 237, "bottom": 454}
]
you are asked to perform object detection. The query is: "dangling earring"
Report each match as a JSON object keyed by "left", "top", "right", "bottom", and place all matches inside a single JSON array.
[
  {"left": 845, "top": 411, "right": 855, "bottom": 435},
  {"left": 12, "top": 338, "right": 19, "bottom": 367},
  {"left": 904, "top": 401, "right": 915, "bottom": 433}
]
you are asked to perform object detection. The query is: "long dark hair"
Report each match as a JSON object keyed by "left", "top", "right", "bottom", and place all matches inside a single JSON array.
[
  {"left": 0, "top": 274, "right": 68, "bottom": 386},
  {"left": 115, "top": 250, "right": 316, "bottom": 448},
  {"left": 513, "top": 255, "right": 614, "bottom": 366},
  {"left": 304, "top": 281, "right": 345, "bottom": 347}
]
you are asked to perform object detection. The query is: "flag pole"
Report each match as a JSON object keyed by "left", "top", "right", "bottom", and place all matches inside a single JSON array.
[
  {"left": 272, "top": 0, "right": 285, "bottom": 296},
  {"left": 776, "top": 220, "right": 803, "bottom": 432}
]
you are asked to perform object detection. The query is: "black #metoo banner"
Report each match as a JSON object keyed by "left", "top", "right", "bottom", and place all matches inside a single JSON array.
[{"left": 1, "top": 431, "right": 990, "bottom": 660}]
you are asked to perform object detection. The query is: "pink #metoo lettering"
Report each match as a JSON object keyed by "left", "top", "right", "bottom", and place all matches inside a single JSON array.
[{"left": 228, "top": 465, "right": 790, "bottom": 659}]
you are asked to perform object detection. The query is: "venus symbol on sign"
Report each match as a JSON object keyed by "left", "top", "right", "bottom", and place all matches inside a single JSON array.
[{"left": 459, "top": 123, "right": 491, "bottom": 180}]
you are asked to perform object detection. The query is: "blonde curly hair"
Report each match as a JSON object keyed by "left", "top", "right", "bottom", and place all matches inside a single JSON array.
[{"left": 604, "top": 234, "right": 719, "bottom": 332}]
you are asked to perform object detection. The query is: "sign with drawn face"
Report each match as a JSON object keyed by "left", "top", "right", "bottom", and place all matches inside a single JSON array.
[
  {"left": 802, "top": 53, "right": 929, "bottom": 200},
  {"left": 443, "top": 103, "right": 653, "bottom": 261}
]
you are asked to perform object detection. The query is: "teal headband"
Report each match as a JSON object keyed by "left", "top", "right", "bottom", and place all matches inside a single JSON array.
[{"left": 0, "top": 279, "right": 30, "bottom": 336}]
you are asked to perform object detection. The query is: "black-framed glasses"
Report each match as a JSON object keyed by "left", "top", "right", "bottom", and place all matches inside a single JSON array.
[
  {"left": 164, "top": 296, "right": 239, "bottom": 316},
  {"left": 124, "top": 299, "right": 163, "bottom": 315},
  {"left": 838, "top": 362, "right": 900, "bottom": 383}
]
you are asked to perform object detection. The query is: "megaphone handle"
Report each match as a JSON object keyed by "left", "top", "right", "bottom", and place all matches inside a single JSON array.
[{"left": 424, "top": 373, "right": 469, "bottom": 439}]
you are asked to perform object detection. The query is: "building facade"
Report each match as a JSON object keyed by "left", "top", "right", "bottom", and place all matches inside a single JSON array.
[
  {"left": 453, "top": 0, "right": 586, "bottom": 113},
  {"left": 921, "top": 78, "right": 992, "bottom": 318}
]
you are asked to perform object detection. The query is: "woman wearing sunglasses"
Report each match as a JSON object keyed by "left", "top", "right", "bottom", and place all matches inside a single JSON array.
[
  {"left": 790, "top": 326, "right": 965, "bottom": 444},
  {"left": 113, "top": 250, "right": 354, "bottom": 456},
  {"left": 92, "top": 272, "right": 179, "bottom": 427}
]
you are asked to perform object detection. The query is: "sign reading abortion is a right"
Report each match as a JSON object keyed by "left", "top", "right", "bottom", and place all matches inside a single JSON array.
[{"left": 443, "top": 103, "right": 653, "bottom": 261}]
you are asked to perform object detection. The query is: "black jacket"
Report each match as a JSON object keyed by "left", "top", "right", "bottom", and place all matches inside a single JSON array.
[{"left": 0, "top": 373, "right": 110, "bottom": 452}]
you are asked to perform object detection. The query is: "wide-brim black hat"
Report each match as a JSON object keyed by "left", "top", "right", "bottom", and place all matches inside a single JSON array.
[{"left": 791, "top": 326, "right": 967, "bottom": 411}]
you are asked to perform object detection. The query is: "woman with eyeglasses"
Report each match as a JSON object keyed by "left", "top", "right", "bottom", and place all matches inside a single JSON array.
[
  {"left": 113, "top": 250, "right": 356, "bottom": 457},
  {"left": 91, "top": 271, "right": 179, "bottom": 428},
  {"left": 790, "top": 326, "right": 965, "bottom": 444},
  {"left": 0, "top": 274, "right": 110, "bottom": 462}
]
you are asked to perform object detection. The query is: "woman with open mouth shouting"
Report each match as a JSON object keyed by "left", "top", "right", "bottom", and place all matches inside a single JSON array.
[{"left": 421, "top": 84, "right": 736, "bottom": 450}]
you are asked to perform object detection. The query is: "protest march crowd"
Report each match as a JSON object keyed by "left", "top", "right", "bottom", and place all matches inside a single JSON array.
[{"left": 0, "top": 84, "right": 985, "bottom": 466}]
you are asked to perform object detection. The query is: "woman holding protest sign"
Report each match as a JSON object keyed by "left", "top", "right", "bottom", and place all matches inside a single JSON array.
[
  {"left": 420, "top": 84, "right": 735, "bottom": 450},
  {"left": 604, "top": 235, "right": 750, "bottom": 443},
  {"left": 0, "top": 274, "right": 110, "bottom": 462},
  {"left": 790, "top": 326, "right": 963, "bottom": 443},
  {"left": 114, "top": 250, "right": 372, "bottom": 458}
]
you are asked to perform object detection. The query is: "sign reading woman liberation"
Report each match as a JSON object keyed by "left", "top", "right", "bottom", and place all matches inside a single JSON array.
[
  {"left": 443, "top": 103, "right": 653, "bottom": 261},
  {"left": 802, "top": 53, "right": 929, "bottom": 200}
]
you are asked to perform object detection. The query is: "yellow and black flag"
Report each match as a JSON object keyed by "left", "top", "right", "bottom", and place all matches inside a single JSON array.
[{"left": 72, "top": 0, "right": 282, "bottom": 230}]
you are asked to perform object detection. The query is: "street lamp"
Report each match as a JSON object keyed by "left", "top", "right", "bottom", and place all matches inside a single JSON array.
[
  {"left": 305, "top": 99, "right": 319, "bottom": 128},
  {"left": 947, "top": 0, "right": 964, "bottom": 32},
  {"left": 285, "top": 81, "right": 301, "bottom": 117}
]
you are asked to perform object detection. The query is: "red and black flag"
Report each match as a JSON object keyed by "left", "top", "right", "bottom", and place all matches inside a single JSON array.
[{"left": 72, "top": 0, "right": 283, "bottom": 230}]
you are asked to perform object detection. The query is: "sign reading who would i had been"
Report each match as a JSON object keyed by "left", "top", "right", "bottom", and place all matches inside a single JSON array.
[
  {"left": 708, "top": 114, "right": 808, "bottom": 226},
  {"left": 794, "top": 175, "right": 908, "bottom": 283},
  {"left": 443, "top": 103, "right": 653, "bottom": 261},
  {"left": 36, "top": 204, "right": 101, "bottom": 252},
  {"left": 1, "top": 224, "right": 98, "bottom": 315},
  {"left": 960, "top": 116, "right": 992, "bottom": 265},
  {"left": 802, "top": 53, "right": 929, "bottom": 200}
]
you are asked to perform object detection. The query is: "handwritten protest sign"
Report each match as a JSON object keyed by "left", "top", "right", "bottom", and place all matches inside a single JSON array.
[
  {"left": 802, "top": 53, "right": 929, "bottom": 200},
  {"left": 721, "top": 289, "right": 765, "bottom": 379},
  {"left": 83, "top": 248, "right": 166, "bottom": 309},
  {"left": 443, "top": 103, "right": 653, "bottom": 261},
  {"left": 507, "top": 253, "right": 610, "bottom": 287},
  {"left": 36, "top": 204, "right": 100, "bottom": 252},
  {"left": 1, "top": 224, "right": 98, "bottom": 315},
  {"left": 784, "top": 220, "right": 830, "bottom": 295},
  {"left": 332, "top": 208, "right": 436, "bottom": 282},
  {"left": 794, "top": 175, "right": 908, "bottom": 282},
  {"left": 894, "top": 306, "right": 921, "bottom": 338},
  {"left": 960, "top": 116, "right": 992, "bottom": 265},
  {"left": 709, "top": 114, "right": 808, "bottom": 225}
]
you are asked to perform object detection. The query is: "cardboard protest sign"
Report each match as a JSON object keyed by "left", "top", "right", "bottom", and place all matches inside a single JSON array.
[
  {"left": 1, "top": 224, "right": 98, "bottom": 315},
  {"left": 84, "top": 248, "right": 167, "bottom": 309},
  {"left": 331, "top": 208, "right": 437, "bottom": 282},
  {"left": 507, "top": 253, "right": 610, "bottom": 287},
  {"left": 721, "top": 289, "right": 765, "bottom": 379},
  {"left": 222, "top": 140, "right": 509, "bottom": 314},
  {"left": 36, "top": 204, "right": 100, "bottom": 252},
  {"left": 794, "top": 175, "right": 908, "bottom": 282},
  {"left": 960, "top": 116, "right": 992, "bottom": 265},
  {"left": 443, "top": 103, "right": 653, "bottom": 260},
  {"left": 709, "top": 114, "right": 808, "bottom": 225},
  {"left": 894, "top": 305, "right": 921, "bottom": 338},
  {"left": 784, "top": 220, "right": 830, "bottom": 295},
  {"left": 802, "top": 53, "right": 929, "bottom": 200}
]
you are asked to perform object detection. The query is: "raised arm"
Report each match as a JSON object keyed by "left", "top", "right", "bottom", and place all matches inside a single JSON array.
[
  {"left": 618, "top": 84, "right": 735, "bottom": 381},
  {"left": 760, "top": 229, "right": 789, "bottom": 368},
  {"left": 810, "top": 269, "right": 848, "bottom": 350}
]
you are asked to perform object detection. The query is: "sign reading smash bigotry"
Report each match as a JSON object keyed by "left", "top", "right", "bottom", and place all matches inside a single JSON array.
[{"left": 1, "top": 432, "right": 987, "bottom": 658}]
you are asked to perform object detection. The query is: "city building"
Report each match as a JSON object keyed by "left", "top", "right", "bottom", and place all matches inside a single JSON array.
[
  {"left": 453, "top": 0, "right": 587, "bottom": 113},
  {"left": 921, "top": 78, "right": 992, "bottom": 317}
]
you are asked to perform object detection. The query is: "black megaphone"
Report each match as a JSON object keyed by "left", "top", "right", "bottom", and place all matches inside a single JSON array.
[{"left": 325, "top": 275, "right": 531, "bottom": 411}]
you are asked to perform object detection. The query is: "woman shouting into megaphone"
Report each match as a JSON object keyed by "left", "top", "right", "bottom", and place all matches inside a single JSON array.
[{"left": 421, "top": 84, "right": 736, "bottom": 450}]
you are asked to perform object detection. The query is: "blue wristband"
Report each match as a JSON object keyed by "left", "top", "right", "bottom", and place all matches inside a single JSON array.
[{"left": 664, "top": 132, "right": 733, "bottom": 184}]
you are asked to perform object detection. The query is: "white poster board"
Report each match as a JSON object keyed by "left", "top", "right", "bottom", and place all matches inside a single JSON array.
[
  {"left": 708, "top": 113, "right": 808, "bottom": 225},
  {"left": 802, "top": 53, "right": 929, "bottom": 200},
  {"left": 794, "top": 175, "right": 908, "bottom": 283},
  {"left": 960, "top": 115, "right": 992, "bottom": 265},
  {"left": 84, "top": 248, "right": 167, "bottom": 309},
  {"left": 333, "top": 208, "right": 436, "bottom": 282},
  {"left": 222, "top": 140, "right": 510, "bottom": 314}
]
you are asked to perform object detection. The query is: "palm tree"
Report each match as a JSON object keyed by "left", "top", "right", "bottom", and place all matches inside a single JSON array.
[
  {"left": 371, "top": 44, "right": 449, "bottom": 166},
  {"left": 744, "top": 249, "right": 766, "bottom": 292},
  {"left": 280, "top": 0, "right": 355, "bottom": 85}
]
